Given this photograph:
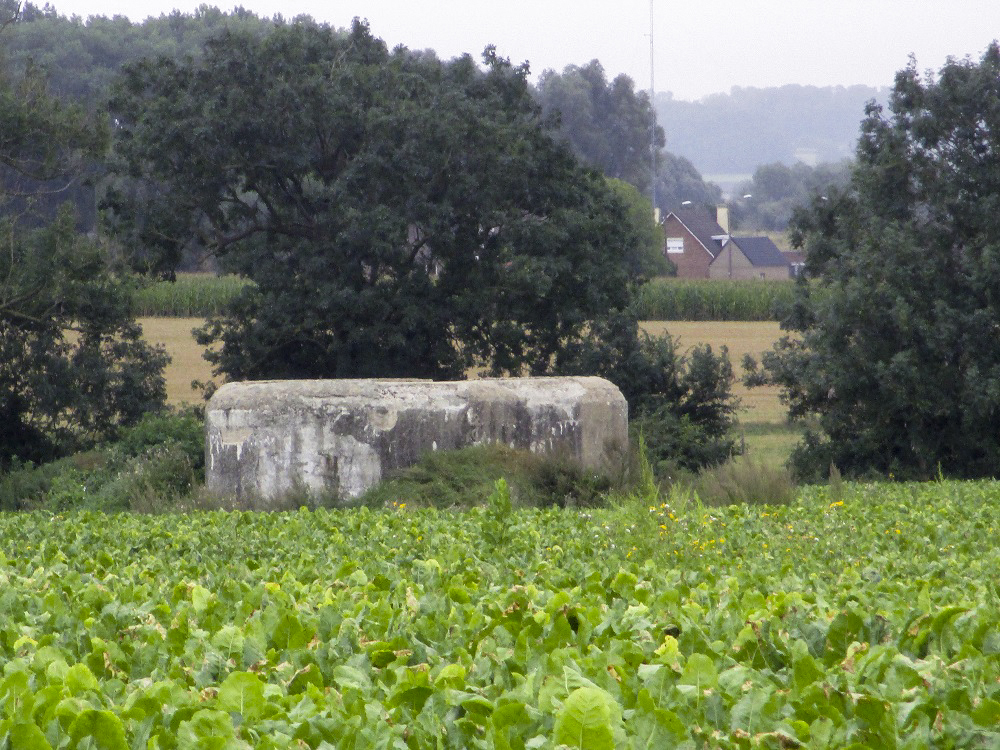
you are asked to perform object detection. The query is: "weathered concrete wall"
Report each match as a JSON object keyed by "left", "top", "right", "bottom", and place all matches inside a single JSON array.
[{"left": 205, "top": 377, "right": 628, "bottom": 503}]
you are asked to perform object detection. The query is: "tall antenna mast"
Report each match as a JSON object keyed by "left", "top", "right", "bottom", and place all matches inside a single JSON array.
[{"left": 649, "top": 0, "right": 657, "bottom": 220}]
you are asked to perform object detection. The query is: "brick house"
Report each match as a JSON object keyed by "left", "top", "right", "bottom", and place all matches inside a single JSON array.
[
  {"left": 663, "top": 205, "right": 791, "bottom": 279},
  {"left": 662, "top": 206, "right": 729, "bottom": 278}
]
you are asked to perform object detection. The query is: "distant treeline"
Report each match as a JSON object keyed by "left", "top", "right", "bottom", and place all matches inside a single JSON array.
[
  {"left": 3, "top": 4, "right": 722, "bottom": 227},
  {"left": 4, "top": 3, "right": 870, "bottom": 240},
  {"left": 733, "top": 161, "right": 853, "bottom": 232}
]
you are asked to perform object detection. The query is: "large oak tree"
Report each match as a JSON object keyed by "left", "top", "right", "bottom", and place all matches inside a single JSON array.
[
  {"left": 109, "top": 20, "right": 740, "bottom": 470},
  {"left": 109, "top": 21, "right": 644, "bottom": 382}
]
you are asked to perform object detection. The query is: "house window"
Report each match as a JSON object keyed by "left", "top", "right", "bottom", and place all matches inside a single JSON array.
[{"left": 666, "top": 237, "right": 684, "bottom": 254}]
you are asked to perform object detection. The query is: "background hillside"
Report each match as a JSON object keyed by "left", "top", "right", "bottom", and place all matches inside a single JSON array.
[{"left": 655, "top": 84, "right": 888, "bottom": 185}]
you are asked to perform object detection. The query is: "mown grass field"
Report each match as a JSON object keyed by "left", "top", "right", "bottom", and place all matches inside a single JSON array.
[
  {"left": 138, "top": 318, "right": 216, "bottom": 406},
  {"left": 142, "top": 318, "right": 786, "bottom": 419},
  {"left": 2, "top": 481, "right": 998, "bottom": 747}
]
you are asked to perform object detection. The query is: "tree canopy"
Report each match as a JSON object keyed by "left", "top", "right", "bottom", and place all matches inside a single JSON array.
[
  {"left": 746, "top": 43, "right": 1000, "bottom": 480},
  {"left": 535, "top": 61, "right": 662, "bottom": 193},
  {"left": 535, "top": 60, "right": 720, "bottom": 214},
  {"left": 732, "top": 160, "right": 852, "bottom": 231},
  {"left": 109, "top": 21, "right": 644, "bottom": 383},
  {"left": 1, "top": 2, "right": 167, "bottom": 468},
  {"left": 109, "top": 20, "right": 739, "bottom": 470}
]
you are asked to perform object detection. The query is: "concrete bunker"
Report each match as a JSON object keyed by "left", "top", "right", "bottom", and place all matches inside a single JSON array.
[{"left": 205, "top": 376, "right": 628, "bottom": 504}]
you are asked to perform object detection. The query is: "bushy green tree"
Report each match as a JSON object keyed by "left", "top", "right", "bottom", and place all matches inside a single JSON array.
[
  {"left": 535, "top": 60, "right": 662, "bottom": 193},
  {"left": 109, "top": 21, "right": 641, "bottom": 382},
  {"left": 745, "top": 44, "right": 1000, "bottom": 480},
  {"left": 560, "top": 311, "right": 739, "bottom": 472},
  {"left": 732, "top": 160, "right": 852, "bottom": 231},
  {"left": 604, "top": 178, "right": 672, "bottom": 278},
  {"left": 653, "top": 150, "right": 722, "bottom": 214},
  {"left": 0, "top": 4, "right": 167, "bottom": 469}
]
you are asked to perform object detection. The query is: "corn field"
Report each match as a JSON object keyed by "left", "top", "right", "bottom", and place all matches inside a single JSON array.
[
  {"left": 134, "top": 274, "right": 800, "bottom": 322},
  {"left": 635, "top": 278, "right": 798, "bottom": 321},
  {"left": 132, "top": 274, "right": 251, "bottom": 317}
]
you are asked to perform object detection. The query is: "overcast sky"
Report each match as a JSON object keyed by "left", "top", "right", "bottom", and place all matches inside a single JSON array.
[{"left": 43, "top": 0, "right": 1000, "bottom": 101}]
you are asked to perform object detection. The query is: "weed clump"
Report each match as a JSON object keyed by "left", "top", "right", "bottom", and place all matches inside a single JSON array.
[
  {"left": 694, "top": 455, "right": 795, "bottom": 507},
  {"left": 0, "top": 409, "right": 204, "bottom": 512},
  {"left": 357, "top": 444, "right": 614, "bottom": 509}
]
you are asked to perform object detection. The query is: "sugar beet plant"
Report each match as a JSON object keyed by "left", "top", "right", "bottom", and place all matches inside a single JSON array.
[{"left": 1, "top": 479, "right": 999, "bottom": 747}]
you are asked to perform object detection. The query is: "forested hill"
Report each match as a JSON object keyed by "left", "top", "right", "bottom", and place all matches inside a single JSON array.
[{"left": 656, "top": 84, "right": 889, "bottom": 177}]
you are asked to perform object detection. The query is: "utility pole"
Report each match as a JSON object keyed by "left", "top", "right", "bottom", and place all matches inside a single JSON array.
[{"left": 649, "top": 0, "right": 658, "bottom": 221}]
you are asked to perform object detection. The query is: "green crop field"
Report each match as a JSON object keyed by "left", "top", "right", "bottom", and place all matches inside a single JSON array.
[
  {"left": 1, "top": 480, "right": 998, "bottom": 747},
  {"left": 133, "top": 274, "right": 251, "bottom": 318},
  {"left": 635, "top": 279, "right": 799, "bottom": 322},
  {"left": 134, "top": 275, "right": 803, "bottom": 323}
]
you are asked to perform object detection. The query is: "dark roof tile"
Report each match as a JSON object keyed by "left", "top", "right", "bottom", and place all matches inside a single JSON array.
[{"left": 731, "top": 236, "right": 789, "bottom": 268}]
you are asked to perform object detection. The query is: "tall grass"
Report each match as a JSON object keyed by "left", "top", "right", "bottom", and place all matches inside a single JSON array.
[
  {"left": 636, "top": 278, "right": 797, "bottom": 321},
  {"left": 133, "top": 273, "right": 252, "bottom": 317}
]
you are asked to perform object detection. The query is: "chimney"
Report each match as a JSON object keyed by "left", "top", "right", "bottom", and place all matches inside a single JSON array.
[{"left": 716, "top": 205, "right": 730, "bottom": 233}]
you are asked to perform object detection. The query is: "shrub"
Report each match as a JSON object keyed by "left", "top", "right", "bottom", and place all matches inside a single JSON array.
[
  {"left": 560, "top": 311, "right": 741, "bottom": 477},
  {"left": 0, "top": 454, "right": 112, "bottom": 511},
  {"left": 112, "top": 409, "right": 205, "bottom": 476},
  {"left": 0, "top": 407, "right": 205, "bottom": 511},
  {"left": 98, "top": 444, "right": 198, "bottom": 513},
  {"left": 694, "top": 455, "right": 796, "bottom": 507},
  {"left": 357, "top": 444, "right": 614, "bottom": 509}
]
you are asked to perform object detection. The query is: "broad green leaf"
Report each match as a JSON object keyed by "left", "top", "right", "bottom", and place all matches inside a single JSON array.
[
  {"left": 217, "top": 672, "right": 266, "bottom": 720},
  {"left": 8, "top": 722, "right": 53, "bottom": 750},
  {"left": 177, "top": 709, "right": 236, "bottom": 745},
  {"left": 730, "top": 686, "right": 779, "bottom": 734},
  {"left": 791, "top": 639, "right": 825, "bottom": 690},
  {"left": 191, "top": 584, "right": 213, "bottom": 613},
  {"left": 333, "top": 665, "right": 371, "bottom": 692},
  {"left": 553, "top": 687, "right": 617, "bottom": 750},
  {"left": 68, "top": 710, "right": 128, "bottom": 750},
  {"left": 679, "top": 653, "right": 718, "bottom": 690},
  {"left": 434, "top": 664, "right": 466, "bottom": 688},
  {"left": 65, "top": 664, "right": 99, "bottom": 695},
  {"left": 972, "top": 697, "right": 1000, "bottom": 727},
  {"left": 461, "top": 695, "right": 495, "bottom": 718},
  {"left": 388, "top": 686, "right": 434, "bottom": 712}
]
